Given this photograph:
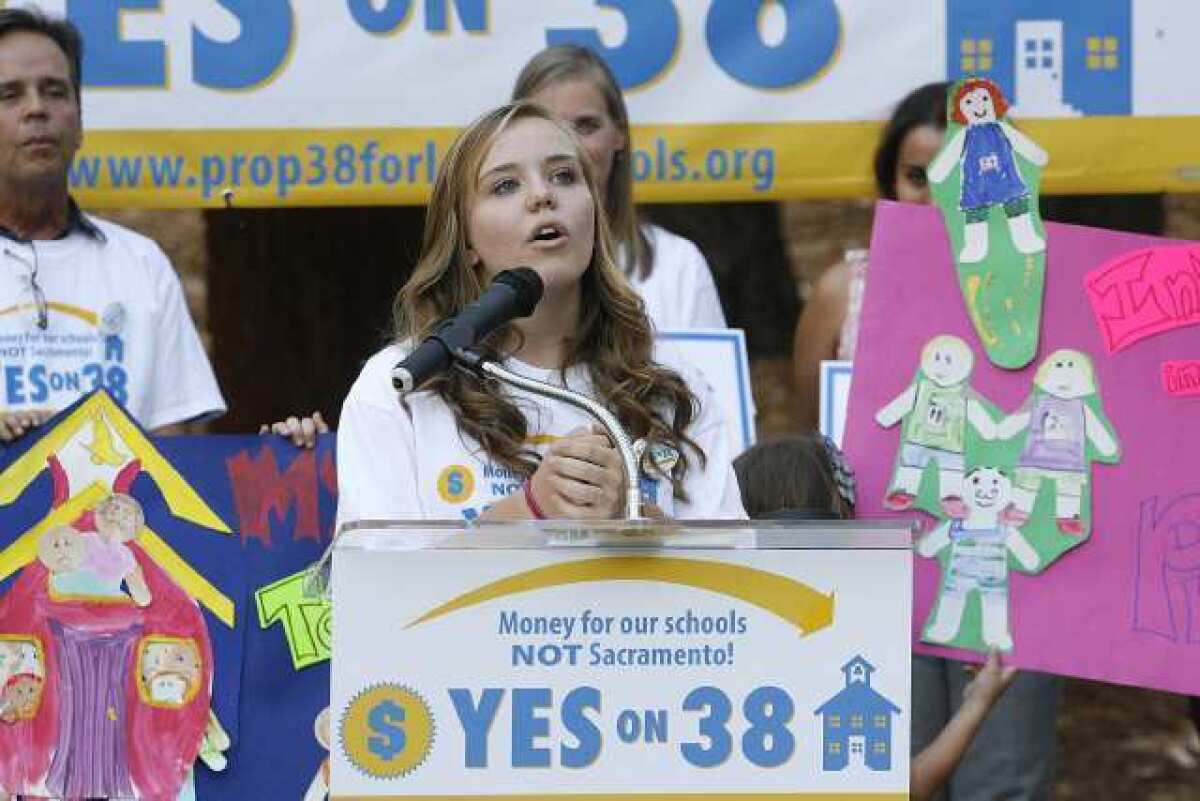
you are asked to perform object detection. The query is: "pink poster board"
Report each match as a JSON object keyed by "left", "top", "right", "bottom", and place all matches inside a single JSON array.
[{"left": 844, "top": 200, "right": 1200, "bottom": 695}]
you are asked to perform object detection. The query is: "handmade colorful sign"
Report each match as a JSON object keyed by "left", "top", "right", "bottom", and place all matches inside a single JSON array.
[
  {"left": 331, "top": 524, "right": 913, "bottom": 798},
  {"left": 844, "top": 200, "right": 1200, "bottom": 694},
  {"left": 0, "top": 392, "right": 239, "bottom": 800},
  {"left": 0, "top": 391, "right": 340, "bottom": 800},
  {"left": 928, "top": 77, "right": 1049, "bottom": 369},
  {"left": 184, "top": 437, "right": 337, "bottom": 801},
  {"left": 1084, "top": 245, "right": 1200, "bottom": 353}
]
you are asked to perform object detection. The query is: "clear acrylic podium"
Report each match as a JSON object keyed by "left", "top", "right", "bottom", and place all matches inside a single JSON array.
[{"left": 329, "top": 520, "right": 912, "bottom": 800}]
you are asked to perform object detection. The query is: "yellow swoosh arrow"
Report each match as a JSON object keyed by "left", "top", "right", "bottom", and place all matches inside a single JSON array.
[{"left": 407, "top": 556, "right": 834, "bottom": 636}]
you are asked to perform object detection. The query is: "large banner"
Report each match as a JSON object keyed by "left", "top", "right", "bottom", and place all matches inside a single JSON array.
[
  {"left": 331, "top": 524, "right": 913, "bottom": 799},
  {"left": 15, "top": 0, "right": 1200, "bottom": 207}
]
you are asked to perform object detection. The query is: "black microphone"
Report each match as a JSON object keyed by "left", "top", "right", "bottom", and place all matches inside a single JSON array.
[{"left": 391, "top": 267, "right": 544, "bottom": 393}]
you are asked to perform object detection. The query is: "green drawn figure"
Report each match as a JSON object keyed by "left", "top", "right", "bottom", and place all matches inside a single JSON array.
[
  {"left": 876, "top": 335, "right": 996, "bottom": 518},
  {"left": 917, "top": 466, "right": 1040, "bottom": 651},
  {"left": 927, "top": 77, "right": 1050, "bottom": 369},
  {"left": 996, "top": 349, "right": 1120, "bottom": 537}
]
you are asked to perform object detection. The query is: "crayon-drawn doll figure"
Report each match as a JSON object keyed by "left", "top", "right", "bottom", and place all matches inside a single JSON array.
[
  {"left": 917, "top": 466, "right": 1040, "bottom": 651},
  {"left": 996, "top": 349, "right": 1119, "bottom": 535},
  {"left": 876, "top": 335, "right": 996, "bottom": 517},
  {"left": 927, "top": 78, "right": 1049, "bottom": 264},
  {"left": 139, "top": 639, "right": 202, "bottom": 707},
  {"left": 304, "top": 707, "right": 332, "bottom": 801},
  {"left": 86, "top": 492, "right": 153, "bottom": 606}
]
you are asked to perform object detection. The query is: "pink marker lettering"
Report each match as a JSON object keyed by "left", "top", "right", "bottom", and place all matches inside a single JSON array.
[
  {"left": 1084, "top": 246, "right": 1200, "bottom": 353},
  {"left": 1162, "top": 360, "right": 1200, "bottom": 398}
]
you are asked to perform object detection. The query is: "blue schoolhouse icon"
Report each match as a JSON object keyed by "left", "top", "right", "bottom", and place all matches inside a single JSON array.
[
  {"left": 946, "top": 0, "right": 1132, "bottom": 116},
  {"left": 813, "top": 655, "right": 902, "bottom": 772}
]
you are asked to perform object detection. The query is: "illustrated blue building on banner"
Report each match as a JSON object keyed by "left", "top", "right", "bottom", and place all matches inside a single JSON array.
[
  {"left": 947, "top": 0, "right": 1132, "bottom": 116},
  {"left": 814, "top": 655, "right": 901, "bottom": 772}
]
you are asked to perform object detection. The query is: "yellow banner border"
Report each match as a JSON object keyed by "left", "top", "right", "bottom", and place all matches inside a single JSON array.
[{"left": 73, "top": 117, "right": 1200, "bottom": 209}]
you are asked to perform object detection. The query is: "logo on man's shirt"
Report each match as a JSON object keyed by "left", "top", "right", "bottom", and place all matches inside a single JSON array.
[{"left": 1, "top": 298, "right": 130, "bottom": 407}]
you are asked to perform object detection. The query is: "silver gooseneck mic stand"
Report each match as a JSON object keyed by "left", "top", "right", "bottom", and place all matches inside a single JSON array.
[
  {"left": 304, "top": 346, "right": 644, "bottom": 599},
  {"left": 455, "top": 348, "right": 643, "bottom": 522}
]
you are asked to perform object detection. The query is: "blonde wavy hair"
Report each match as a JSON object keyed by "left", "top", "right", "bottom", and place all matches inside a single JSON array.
[
  {"left": 393, "top": 102, "right": 702, "bottom": 497},
  {"left": 512, "top": 45, "right": 654, "bottom": 281}
]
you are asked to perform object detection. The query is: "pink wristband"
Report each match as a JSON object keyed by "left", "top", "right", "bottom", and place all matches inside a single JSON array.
[{"left": 523, "top": 480, "right": 547, "bottom": 520}]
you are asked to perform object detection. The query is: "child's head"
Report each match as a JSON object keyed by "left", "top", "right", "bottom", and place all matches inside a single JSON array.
[
  {"left": 0, "top": 672, "right": 43, "bottom": 722},
  {"left": 140, "top": 639, "right": 202, "bottom": 705},
  {"left": 1034, "top": 349, "right": 1097, "bottom": 399},
  {"left": 963, "top": 466, "right": 1013, "bottom": 516},
  {"left": 37, "top": 525, "right": 84, "bottom": 573},
  {"left": 951, "top": 77, "right": 1008, "bottom": 126},
  {"left": 95, "top": 493, "right": 144, "bottom": 543},
  {"left": 920, "top": 334, "right": 974, "bottom": 387},
  {"left": 733, "top": 434, "right": 856, "bottom": 520}
]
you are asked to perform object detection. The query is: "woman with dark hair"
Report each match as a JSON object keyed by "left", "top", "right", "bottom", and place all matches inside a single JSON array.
[
  {"left": 791, "top": 82, "right": 948, "bottom": 432},
  {"left": 335, "top": 102, "right": 745, "bottom": 524},
  {"left": 512, "top": 45, "right": 726, "bottom": 331}
]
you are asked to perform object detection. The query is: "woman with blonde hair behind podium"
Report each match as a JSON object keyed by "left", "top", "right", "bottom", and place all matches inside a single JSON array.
[{"left": 335, "top": 102, "right": 745, "bottom": 525}]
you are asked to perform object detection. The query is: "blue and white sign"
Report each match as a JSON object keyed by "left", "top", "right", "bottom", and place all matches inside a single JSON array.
[
  {"left": 820, "top": 360, "right": 854, "bottom": 449},
  {"left": 331, "top": 523, "right": 913, "bottom": 798},
  {"left": 6, "top": 0, "right": 1193, "bottom": 206},
  {"left": 657, "top": 330, "right": 756, "bottom": 457}
]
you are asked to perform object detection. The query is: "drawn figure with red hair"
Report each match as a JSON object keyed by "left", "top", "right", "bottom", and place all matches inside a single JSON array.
[{"left": 927, "top": 77, "right": 1048, "bottom": 264}]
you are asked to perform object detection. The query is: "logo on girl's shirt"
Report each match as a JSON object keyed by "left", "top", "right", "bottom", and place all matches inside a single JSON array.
[{"left": 436, "top": 465, "right": 475, "bottom": 504}]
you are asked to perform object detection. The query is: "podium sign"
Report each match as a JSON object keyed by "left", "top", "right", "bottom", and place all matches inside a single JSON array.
[{"left": 331, "top": 522, "right": 912, "bottom": 800}]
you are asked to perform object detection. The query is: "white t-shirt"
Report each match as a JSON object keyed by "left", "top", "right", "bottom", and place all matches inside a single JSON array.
[
  {"left": 0, "top": 215, "right": 225, "bottom": 429},
  {"left": 624, "top": 225, "right": 726, "bottom": 331},
  {"left": 336, "top": 343, "right": 747, "bottom": 526}
]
